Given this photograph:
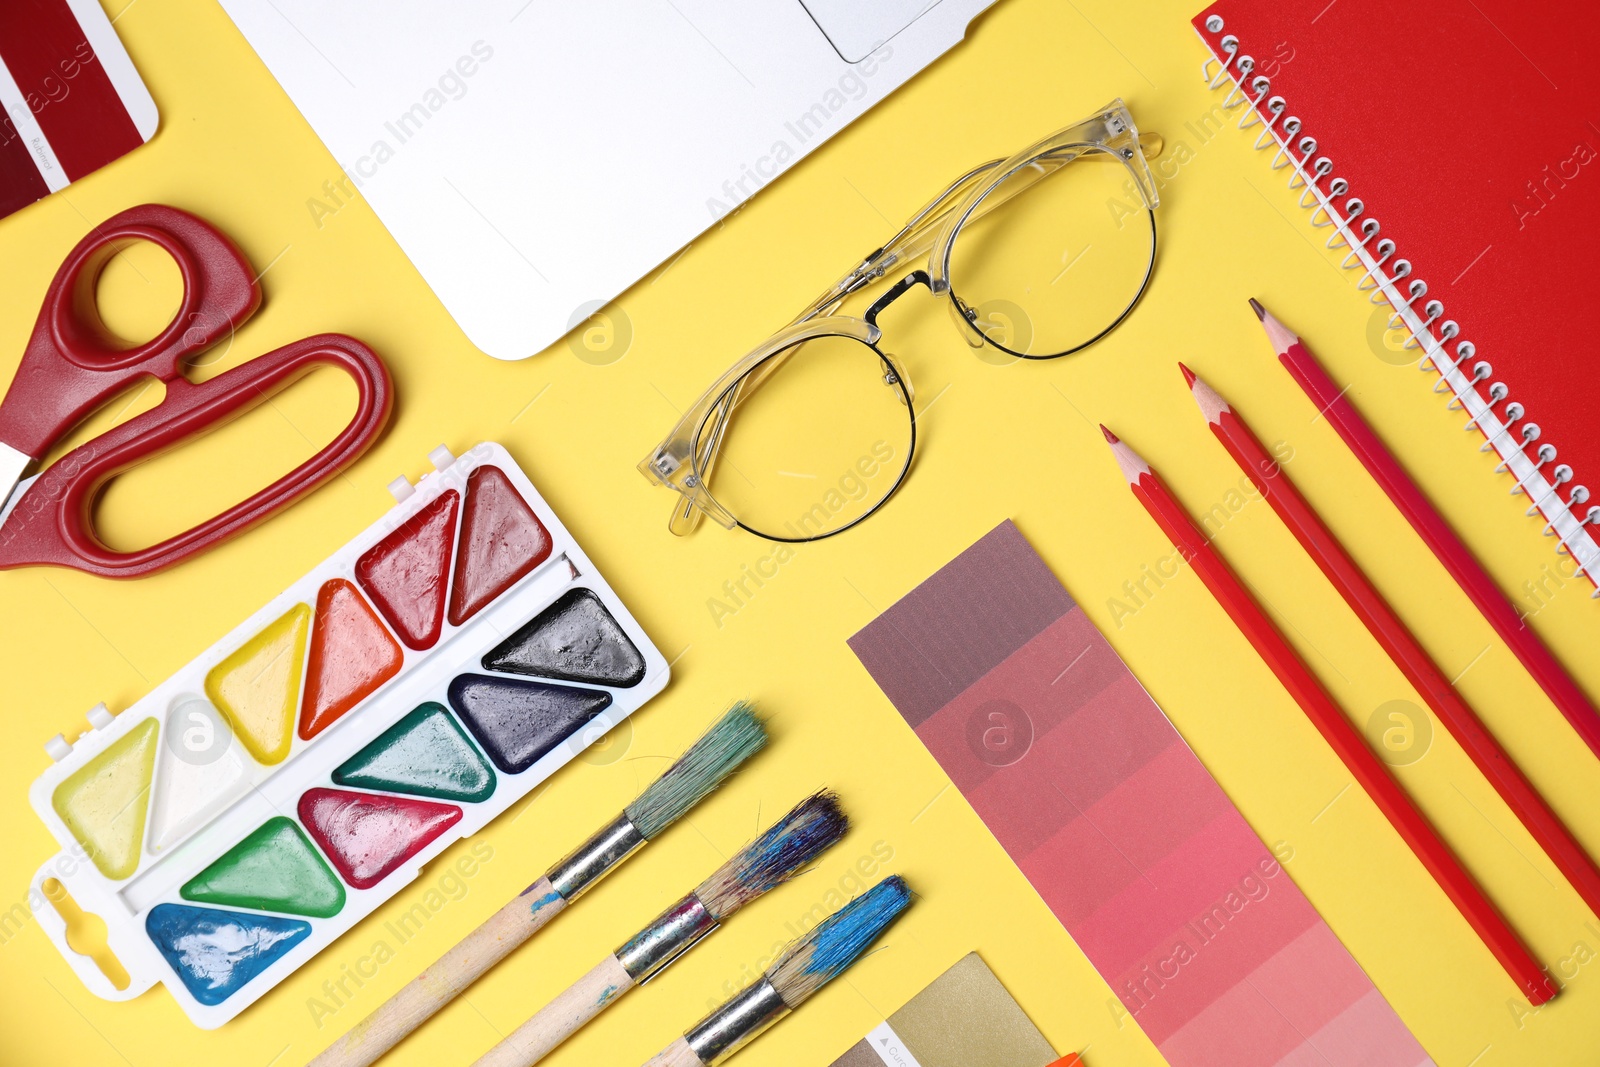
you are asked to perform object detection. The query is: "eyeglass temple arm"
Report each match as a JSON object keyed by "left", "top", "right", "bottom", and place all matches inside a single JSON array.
[
  {"left": 668, "top": 382, "right": 741, "bottom": 534},
  {"left": 790, "top": 138, "right": 1155, "bottom": 325},
  {"left": 789, "top": 160, "right": 1002, "bottom": 324}
]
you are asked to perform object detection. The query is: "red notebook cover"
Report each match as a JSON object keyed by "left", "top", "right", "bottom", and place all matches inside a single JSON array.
[{"left": 1191, "top": 0, "right": 1600, "bottom": 589}]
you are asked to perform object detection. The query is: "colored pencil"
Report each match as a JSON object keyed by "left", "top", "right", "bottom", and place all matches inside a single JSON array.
[
  {"left": 1182, "top": 364, "right": 1600, "bottom": 920},
  {"left": 472, "top": 792, "right": 849, "bottom": 1067},
  {"left": 1102, "top": 426, "right": 1556, "bottom": 1004},
  {"left": 642, "top": 875, "right": 912, "bottom": 1066},
  {"left": 309, "top": 703, "right": 769, "bottom": 1067},
  {"left": 1252, "top": 298, "right": 1600, "bottom": 759}
]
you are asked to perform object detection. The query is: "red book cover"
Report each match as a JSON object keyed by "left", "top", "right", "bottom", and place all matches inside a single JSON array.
[{"left": 1192, "top": 0, "right": 1600, "bottom": 586}]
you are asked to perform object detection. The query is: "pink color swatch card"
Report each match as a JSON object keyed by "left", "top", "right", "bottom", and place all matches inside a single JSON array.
[{"left": 849, "top": 521, "right": 1433, "bottom": 1067}]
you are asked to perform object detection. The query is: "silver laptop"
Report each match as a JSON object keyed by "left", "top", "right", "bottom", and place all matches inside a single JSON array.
[{"left": 216, "top": 0, "right": 998, "bottom": 359}]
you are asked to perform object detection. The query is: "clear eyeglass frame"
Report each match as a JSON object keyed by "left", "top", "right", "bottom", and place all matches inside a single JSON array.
[{"left": 640, "top": 99, "right": 1162, "bottom": 542}]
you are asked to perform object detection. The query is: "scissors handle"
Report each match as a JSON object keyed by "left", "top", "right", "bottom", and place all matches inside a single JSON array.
[
  {"left": 0, "top": 335, "right": 392, "bottom": 578},
  {"left": 0, "top": 204, "right": 260, "bottom": 460}
]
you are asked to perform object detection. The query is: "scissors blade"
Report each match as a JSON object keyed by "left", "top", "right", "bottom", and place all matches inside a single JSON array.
[
  {"left": 0, "top": 442, "right": 29, "bottom": 520},
  {"left": 0, "top": 472, "right": 39, "bottom": 535}
]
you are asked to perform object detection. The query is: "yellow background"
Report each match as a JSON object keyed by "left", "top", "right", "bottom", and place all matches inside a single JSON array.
[{"left": 3, "top": 1, "right": 1598, "bottom": 1064}]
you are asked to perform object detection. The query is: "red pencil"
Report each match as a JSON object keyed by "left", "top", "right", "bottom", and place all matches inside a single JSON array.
[
  {"left": 1252, "top": 298, "right": 1600, "bottom": 760},
  {"left": 1102, "top": 425, "right": 1557, "bottom": 1005},
  {"left": 1182, "top": 363, "right": 1600, "bottom": 920}
]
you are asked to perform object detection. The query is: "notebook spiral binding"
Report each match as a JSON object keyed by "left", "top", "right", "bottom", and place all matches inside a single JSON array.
[{"left": 1196, "top": 14, "right": 1600, "bottom": 597}]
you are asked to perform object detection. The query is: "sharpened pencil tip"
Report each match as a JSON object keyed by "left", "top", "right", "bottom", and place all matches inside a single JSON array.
[
  {"left": 1103, "top": 427, "right": 1151, "bottom": 483},
  {"left": 1248, "top": 297, "right": 1266, "bottom": 320},
  {"left": 1178, "top": 362, "right": 1196, "bottom": 388},
  {"left": 1186, "top": 370, "right": 1230, "bottom": 423}
]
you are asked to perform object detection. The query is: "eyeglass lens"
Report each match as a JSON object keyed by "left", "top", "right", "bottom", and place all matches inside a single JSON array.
[
  {"left": 948, "top": 146, "right": 1155, "bottom": 358},
  {"left": 694, "top": 334, "right": 913, "bottom": 541}
]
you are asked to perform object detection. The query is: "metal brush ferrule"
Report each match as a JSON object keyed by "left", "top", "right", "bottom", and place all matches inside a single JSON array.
[
  {"left": 616, "top": 892, "right": 719, "bottom": 984},
  {"left": 545, "top": 813, "right": 645, "bottom": 901},
  {"left": 685, "top": 977, "right": 790, "bottom": 1065}
]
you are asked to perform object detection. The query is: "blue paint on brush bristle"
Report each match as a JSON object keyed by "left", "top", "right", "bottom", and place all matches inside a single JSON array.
[
  {"left": 701, "top": 792, "right": 848, "bottom": 918},
  {"left": 741, "top": 792, "right": 847, "bottom": 893},
  {"left": 769, "top": 875, "right": 911, "bottom": 1004},
  {"left": 799, "top": 876, "right": 910, "bottom": 978}
]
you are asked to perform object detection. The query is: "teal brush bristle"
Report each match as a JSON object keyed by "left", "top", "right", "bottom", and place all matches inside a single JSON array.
[
  {"left": 624, "top": 702, "right": 767, "bottom": 839},
  {"left": 767, "top": 875, "right": 911, "bottom": 1007},
  {"left": 697, "top": 791, "right": 848, "bottom": 919}
]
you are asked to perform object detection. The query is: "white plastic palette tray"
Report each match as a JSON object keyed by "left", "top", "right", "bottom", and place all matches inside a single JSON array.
[{"left": 27, "top": 441, "right": 668, "bottom": 1027}]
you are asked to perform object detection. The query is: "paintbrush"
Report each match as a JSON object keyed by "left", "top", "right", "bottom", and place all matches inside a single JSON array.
[
  {"left": 310, "top": 702, "right": 768, "bottom": 1067},
  {"left": 472, "top": 791, "right": 850, "bottom": 1067},
  {"left": 642, "top": 874, "right": 913, "bottom": 1067}
]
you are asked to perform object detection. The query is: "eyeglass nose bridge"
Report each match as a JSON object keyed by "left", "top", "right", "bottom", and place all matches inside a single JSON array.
[
  {"left": 861, "top": 272, "right": 926, "bottom": 408},
  {"left": 862, "top": 270, "right": 931, "bottom": 329}
]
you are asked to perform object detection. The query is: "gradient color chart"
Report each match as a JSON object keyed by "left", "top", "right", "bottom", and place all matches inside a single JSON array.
[{"left": 849, "top": 521, "right": 1433, "bottom": 1067}]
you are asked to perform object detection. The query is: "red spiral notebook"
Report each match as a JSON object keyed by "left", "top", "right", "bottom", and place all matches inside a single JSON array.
[{"left": 1191, "top": 0, "right": 1600, "bottom": 593}]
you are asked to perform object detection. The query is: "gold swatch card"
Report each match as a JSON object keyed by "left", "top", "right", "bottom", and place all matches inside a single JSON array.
[{"left": 828, "top": 952, "right": 1058, "bottom": 1067}]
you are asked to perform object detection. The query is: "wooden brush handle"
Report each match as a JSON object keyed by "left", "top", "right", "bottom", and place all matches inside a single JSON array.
[
  {"left": 643, "top": 1037, "right": 704, "bottom": 1067},
  {"left": 473, "top": 955, "right": 634, "bottom": 1067},
  {"left": 310, "top": 878, "right": 568, "bottom": 1067}
]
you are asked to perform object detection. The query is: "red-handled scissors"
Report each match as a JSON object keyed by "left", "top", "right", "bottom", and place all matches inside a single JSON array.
[{"left": 0, "top": 204, "right": 393, "bottom": 578}]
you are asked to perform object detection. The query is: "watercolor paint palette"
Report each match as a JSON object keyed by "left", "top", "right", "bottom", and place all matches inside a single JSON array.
[{"left": 27, "top": 443, "right": 668, "bottom": 1027}]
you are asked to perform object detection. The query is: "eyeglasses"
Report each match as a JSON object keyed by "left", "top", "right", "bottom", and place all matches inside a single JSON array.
[{"left": 640, "top": 100, "right": 1162, "bottom": 542}]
